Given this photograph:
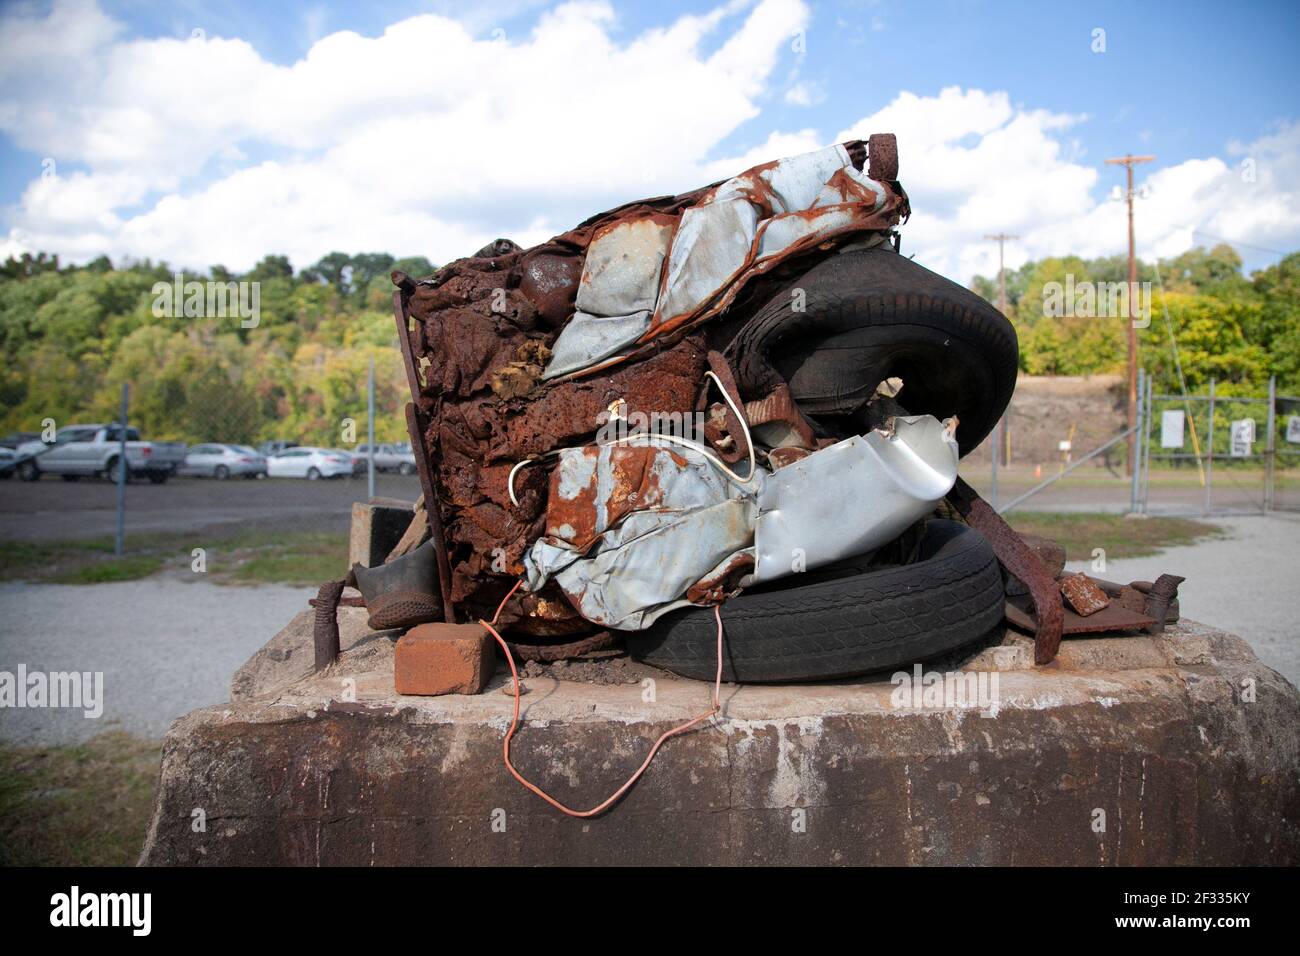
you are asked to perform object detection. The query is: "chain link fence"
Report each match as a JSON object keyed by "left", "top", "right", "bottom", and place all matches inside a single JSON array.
[{"left": 1140, "top": 377, "right": 1298, "bottom": 516}]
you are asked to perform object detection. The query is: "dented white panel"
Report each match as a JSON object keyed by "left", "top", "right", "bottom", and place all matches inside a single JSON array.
[
  {"left": 757, "top": 143, "right": 852, "bottom": 213},
  {"left": 749, "top": 416, "right": 959, "bottom": 584},
  {"left": 755, "top": 206, "right": 858, "bottom": 262},
  {"left": 655, "top": 198, "right": 758, "bottom": 326},
  {"left": 524, "top": 439, "right": 759, "bottom": 630},
  {"left": 543, "top": 142, "right": 887, "bottom": 379},
  {"left": 575, "top": 217, "right": 673, "bottom": 317},
  {"left": 524, "top": 415, "right": 959, "bottom": 630},
  {"left": 812, "top": 165, "right": 887, "bottom": 210},
  {"left": 540, "top": 309, "right": 653, "bottom": 380}
]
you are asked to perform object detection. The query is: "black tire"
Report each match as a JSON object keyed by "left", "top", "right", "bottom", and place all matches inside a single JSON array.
[
  {"left": 399, "top": 462, "right": 415, "bottom": 476},
  {"left": 307, "top": 467, "right": 321, "bottom": 481},
  {"left": 727, "top": 247, "right": 1018, "bottom": 456},
  {"left": 147, "top": 471, "right": 169, "bottom": 485},
  {"left": 62, "top": 474, "right": 80, "bottom": 482},
  {"left": 17, "top": 460, "right": 39, "bottom": 482},
  {"left": 625, "top": 520, "right": 1004, "bottom": 683},
  {"left": 214, "top": 465, "right": 230, "bottom": 480},
  {"left": 103, "top": 457, "right": 126, "bottom": 483}
]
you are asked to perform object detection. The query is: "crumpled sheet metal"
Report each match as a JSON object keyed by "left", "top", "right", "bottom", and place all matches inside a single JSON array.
[
  {"left": 542, "top": 143, "right": 898, "bottom": 380},
  {"left": 525, "top": 440, "right": 756, "bottom": 631},
  {"left": 748, "top": 415, "right": 959, "bottom": 585},
  {"left": 398, "top": 134, "right": 904, "bottom": 623},
  {"left": 524, "top": 415, "right": 959, "bottom": 630}
]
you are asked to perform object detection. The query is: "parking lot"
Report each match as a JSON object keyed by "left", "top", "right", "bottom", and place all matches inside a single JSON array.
[{"left": 0, "top": 473, "right": 423, "bottom": 542}]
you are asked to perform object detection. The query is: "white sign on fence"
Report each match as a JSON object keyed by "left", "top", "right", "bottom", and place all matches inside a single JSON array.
[
  {"left": 1160, "top": 409, "right": 1185, "bottom": 448},
  {"left": 1230, "top": 419, "right": 1255, "bottom": 458},
  {"left": 1288, "top": 415, "right": 1300, "bottom": 444}
]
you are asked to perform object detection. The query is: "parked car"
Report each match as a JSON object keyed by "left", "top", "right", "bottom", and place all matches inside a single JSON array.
[
  {"left": 355, "top": 442, "right": 417, "bottom": 475},
  {"left": 178, "top": 443, "right": 267, "bottom": 479},
  {"left": 266, "top": 447, "right": 360, "bottom": 480},
  {"left": 0, "top": 446, "right": 15, "bottom": 479},
  {"left": 14, "top": 425, "right": 186, "bottom": 483},
  {"left": 0, "top": 431, "right": 40, "bottom": 449},
  {"left": 258, "top": 440, "right": 299, "bottom": 456}
]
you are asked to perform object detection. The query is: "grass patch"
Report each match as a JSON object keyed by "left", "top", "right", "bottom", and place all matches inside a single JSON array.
[
  {"left": 226, "top": 536, "right": 349, "bottom": 586},
  {"left": 0, "top": 730, "right": 160, "bottom": 867},
  {"left": 48, "top": 554, "right": 165, "bottom": 584},
  {"left": 1007, "top": 511, "right": 1223, "bottom": 562},
  {"left": 0, "top": 527, "right": 347, "bottom": 587}
]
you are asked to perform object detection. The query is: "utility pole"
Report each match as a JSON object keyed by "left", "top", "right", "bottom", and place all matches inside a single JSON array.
[
  {"left": 984, "top": 233, "right": 1018, "bottom": 315},
  {"left": 984, "top": 233, "right": 1017, "bottom": 479},
  {"left": 1105, "top": 153, "right": 1155, "bottom": 476}
]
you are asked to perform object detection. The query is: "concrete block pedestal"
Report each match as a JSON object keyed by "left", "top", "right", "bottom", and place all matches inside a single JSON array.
[{"left": 142, "top": 615, "right": 1300, "bottom": 866}]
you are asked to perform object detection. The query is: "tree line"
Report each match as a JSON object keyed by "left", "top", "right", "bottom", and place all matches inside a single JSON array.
[{"left": 1, "top": 243, "right": 1296, "bottom": 448}]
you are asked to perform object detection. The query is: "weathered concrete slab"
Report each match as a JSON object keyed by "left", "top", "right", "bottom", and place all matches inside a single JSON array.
[{"left": 143, "top": 619, "right": 1300, "bottom": 866}]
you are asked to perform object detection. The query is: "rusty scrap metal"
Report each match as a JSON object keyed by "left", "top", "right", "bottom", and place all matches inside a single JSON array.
[
  {"left": 313, "top": 577, "right": 348, "bottom": 672},
  {"left": 1005, "top": 532, "right": 1067, "bottom": 597},
  {"left": 505, "top": 631, "right": 619, "bottom": 662},
  {"left": 394, "top": 135, "right": 907, "bottom": 629},
  {"left": 743, "top": 383, "right": 817, "bottom": 451},
  {"left": 393, "top": 286, "right": 455, "bottom": 621},
  {"left": 866, "top": 132, "right": 900, "bottom": 182},
  {"left": 1059, "top": 572, "right": 1111, "bottom": 617},
  {"left": 698, "top": 351, "right": 751, "bottom": 464},
  {"left": 947, "top": 477, "right": 1064, "bottom": 664},
  {"left": 1143, "top": 573, "right": 1186, "bottom": 634},
  {"left": 1005, "top": 594, "right": 1156, "bottom": 636}
]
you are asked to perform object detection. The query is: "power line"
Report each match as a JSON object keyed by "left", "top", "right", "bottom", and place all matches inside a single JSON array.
[{"left": 1173, "top": 227, "right": 1290, "bottom": 258}]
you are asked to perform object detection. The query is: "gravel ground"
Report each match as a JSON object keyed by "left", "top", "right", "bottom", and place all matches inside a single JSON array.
[
  {"left": 1066, "top": 512, "right": 1300, "bottom": 687},
  {"left": 0, "top": 575, "right": 311, "bottom": 745},
  {"left": 3, "top": 514, "right": 1295, "bottom": 745}
]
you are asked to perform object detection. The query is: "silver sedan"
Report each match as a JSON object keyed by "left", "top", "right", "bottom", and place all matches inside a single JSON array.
[{"left": 178, "top": 443, "right": 268, "bottom": 479}]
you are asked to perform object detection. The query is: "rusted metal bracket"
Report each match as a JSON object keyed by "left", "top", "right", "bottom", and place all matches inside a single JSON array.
[
  {"left": 393, "top": 287, "right": 456, "bottom": 623},
  {"left": 405, "top": 403, "right": 454, "bottom": 622},
  {"left": 946, "top": 477, "right": 1065, "bottom": 664},
  {"left": 392, "top": 288, "right": 423, "bottom": 404}
]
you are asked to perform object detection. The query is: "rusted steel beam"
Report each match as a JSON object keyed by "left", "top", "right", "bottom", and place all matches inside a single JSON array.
[
  {"left": 392, "top": 287, "right": 423, "bottom": 408},
  {"left": 391, "top": 282, "right": 456, "bottom": 623},
  {"left": 406, "top": 402, "right": 454, "bottom": 623},
  {"left": 946, "top": 477, "right": 1064, "bottom": 664}
]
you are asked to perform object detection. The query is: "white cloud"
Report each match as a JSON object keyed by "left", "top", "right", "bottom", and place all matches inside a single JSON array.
[
  {"left": 783, "top": 80, "right": 825, "bottom": 107},
  {"left": 1, "top": 2, "right": 1296, "bottom": 285},
  {"left": 0, "top": 0, "right": 811, "bottom": 271},
  {"left": 834, "top": 88, "right": 1300, "bottom": 282}
]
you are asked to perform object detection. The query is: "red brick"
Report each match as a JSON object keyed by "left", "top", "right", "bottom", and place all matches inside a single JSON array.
[{"left": 394, "top": 623, "right": 496, "bottom": 696}]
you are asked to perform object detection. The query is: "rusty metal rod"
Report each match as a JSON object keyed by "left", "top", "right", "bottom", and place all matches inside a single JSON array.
[{"left": 392, "top": 286, "right": 456, "bottom": 622}]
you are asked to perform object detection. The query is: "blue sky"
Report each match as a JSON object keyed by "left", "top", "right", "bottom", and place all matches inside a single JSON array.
[{"left": 0, "top": 0, "right": 1296, "bottom": 280}]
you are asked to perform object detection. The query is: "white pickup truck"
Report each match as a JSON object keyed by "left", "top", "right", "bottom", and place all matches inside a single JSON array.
[{"left": 15, "top": 425, "right": 187, "bottom": 484}]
